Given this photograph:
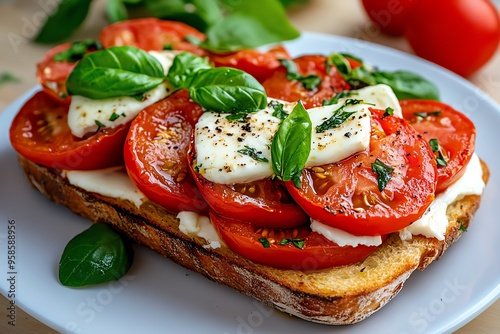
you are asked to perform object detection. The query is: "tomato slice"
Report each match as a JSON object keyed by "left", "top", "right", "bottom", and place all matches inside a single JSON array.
[
  {"left": 262, "top": 55, "right": 351, "bottom": 108},
  {"left": 36, "top": 43, "right": 97, "bottom": 105},
  {"left": 210, "top": 212, "right": 382, "bottom": 270},
  {"left": 400, "top": 100, "right": 476, "bottom": 193},
  {"left": 189, "top": 162, "right": 308, "bottom": 228},
  {"left": 10, "top": 91, "right": 128, "bottom": 170},
  {"left": 124, "top": 90, "right": 208, "bottom": 214},
  {"left": 100, "top": 18, "right": 207, "bottom": 55},
  {"left": 210, "top": 45, "right": 291, "bottom": 82},
  {"left": 287, "top": 109, "right": 437, "bottom": 236}
]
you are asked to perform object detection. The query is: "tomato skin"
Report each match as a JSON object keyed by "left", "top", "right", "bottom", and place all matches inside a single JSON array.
[
  {"left": 361, "top": 0, "right": 414, "bottom": 36},
  {"left": 210, "top": 45, "right": 291, "bottom": 82},
  {"left": 100, "top": 18, "right": 207, "bottom": 55},
  {"left": 405, "top": 0, "right": 500, "bottom": 77},
  {"left": 124, "top": 90, "right": 209, "bottom": 214},
  {"left": 189, "top": 154, "right": 308, "bottom": 229},
  {"left": 400, "top": 100, "right": 476, "bottom": 193},
  {"left": 10, "top": 91, "right": 127, "bottom": 170},
  {"left": 36, "top": 43, "right": 77, "bottom": 105},
  {"left": 210, "top": 212, "right": 382, "bottom": 270},
  {"left": 286, "top": 109, "right": 437, "bottom": 236},
  {"left": 262, "top": 55, "right": 350, "bottom": 108}
]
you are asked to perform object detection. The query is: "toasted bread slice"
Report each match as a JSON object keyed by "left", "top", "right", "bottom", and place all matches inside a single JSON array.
[{"left": 17, "top": 155, "right": 489, "bottom": 325}]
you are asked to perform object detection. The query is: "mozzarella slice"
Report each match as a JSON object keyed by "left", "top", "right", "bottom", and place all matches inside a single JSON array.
[
  {"left": 311, "top": 219, "right": 382, "bottom": 247},
  {"left": 195, "top": 99, "right": 371, "bottom": 184},
  {"left": 352, "top": 84, "right": 402, "bottom": 118},
  {"left": 67, "top": 51, "right": 178, "bottom": 138}
]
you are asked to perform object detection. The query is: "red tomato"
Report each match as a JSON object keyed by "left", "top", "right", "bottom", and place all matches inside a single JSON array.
[
  {"left": 210, "top": 45, "right": 291, "bottom": 82},
  {"left": 100, "top": 18, "right": 207, "bottom": 55},
  {"left": 36, "top": 43, "right": 78, "bottom": 105},
  {"left": 189, "top": 157, "right": 308, "bottom": 229},
  {"left": 400, "top": 100, "right": 476, "bottom": 193},
  {"left": 405, "top": 0, "right": 500, "bottom": 77},
  {"left": 210, "top": 212, "right": 382, "bottom": 270},
  {"left": 262, "top": 55, "right": 351, "bottom": 108},
  {"left": 10, "top": 91, "right": 128, "bottom": 170},
  {"left": 124, "top": 90, "right": 208, "bottom": 214},
  {"left": 361, "top": 0, "right": 414, "bottom": 36},
  {"left": 286, "top": 109, "right": 437, "bottom": 236}
]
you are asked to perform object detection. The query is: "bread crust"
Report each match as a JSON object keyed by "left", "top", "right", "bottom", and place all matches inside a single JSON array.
[{"left": 17, "top": 155, "right": 489, "bottom": 325}]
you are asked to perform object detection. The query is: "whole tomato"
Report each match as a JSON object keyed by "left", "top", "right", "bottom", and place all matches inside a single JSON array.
[
  {"left": 404, "top": 0, "right": 500, "bottom": 77},
  {"left": 361, "top": 0, "right": 415, "bottom": 36}
]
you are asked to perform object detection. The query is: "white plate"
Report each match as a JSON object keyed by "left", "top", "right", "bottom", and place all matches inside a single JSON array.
[{"left": 1, "top": 32, "right": 499, "bottom": 334}]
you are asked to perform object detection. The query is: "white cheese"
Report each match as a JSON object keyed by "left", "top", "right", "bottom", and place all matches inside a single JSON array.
[
  {"left": 352, "top": 84, "right": 402, "bottom": 118},
  {"left": 399, "top": 153, "right": 485, "bottom": 241},
  {"left": 195, "top": 99, "right": 371, "bottom": 184},
  {"left": 64, "top": 167, "right": 146, "bottom": 208},
  {"left": 311, "top": 219, "right": 382, "bottom": 247},
  {"left": 67, "top": 51, "right": 178, "bottom": 138},
  {"left": 177, "top": 211, "right": 223, "bottom": 249}
]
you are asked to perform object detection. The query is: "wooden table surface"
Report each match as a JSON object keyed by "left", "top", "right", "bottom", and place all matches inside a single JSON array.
[{"left": 0, "top": 0, "right": 498, "bottom": 333}]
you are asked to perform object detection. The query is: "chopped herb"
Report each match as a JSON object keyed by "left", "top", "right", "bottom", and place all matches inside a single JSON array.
[
  {"left": 458, "top": 220, "right": 468, "bottom": 232},
  {"left": 278, "top": 59, "right": 321, "bottom": 91},
  {"left": 344, "top": 98, "right": 364, "bottom": 106},
  {"left": 0, "top": 72, "right": 20, "bottom": 86},
  {"left": 382, "top": 107, "right": 394, "bottom": 119},
  {"left": 54, "top": 39, "right": 101, "bottom": 63},
  {"left": 95, "top": 120, "right": 106, "bottom": 128},
  {"left": 328, "top": 53, "right": 351, "bottom": 76},
  {"left": 163, "top": 43, "right": 173, "bottom": 50},
  {"left": 269, "top": 100, "right": 288, "bottom": 120},
  {"left": 279, "top": 238, "right": 305, "bottom": 249},
  {"left": 429, "top": 138, "right": 448, "bottom": 167},
  {"left": 322, "top": 90, "right": 356, "bottom": 106},
  {"left": 414, "top": 110, "right": 442, "bottom": 118},
  {"left": 194, "top": 163, "right": 202, "bottom": 173},
  {"left": 237, "top": 145, "right": 269, "bottom": 163},
  {"left": 109, "top": 112, "right": 120, "bottom": 121},
  {"left": 316, "top": 102, "right": 357, "bottom": 133},
  {"left": 371, "top": 159, "right": 393, "bottom": 191},
  {"left": 258, "top": 237, "right": 270, "bottom": 248},
  {"left": 226, "top": 112, "right": 249, "bottom": 122},
  {"left": 130, "top": 93, "right": 144, "bottom": 101}
]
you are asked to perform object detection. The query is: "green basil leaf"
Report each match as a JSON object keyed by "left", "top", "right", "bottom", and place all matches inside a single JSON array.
[
  {"left": 144, "top": 0, "right": 222, "bottom": 32},
  {"left": 167, "top": 52, "right": 212, "bottom": 89},
  {"left": 372, "top": 71, "right": 440, "bottom": 100},
  {"left": 53, "top": 39, "right": 102, "bottom": 63},
  {"left": 279, "top": 59, "right": 321, "bottom": 91},
  {"left": 316, "top": 104, "right": 356, "bottom": 133},
  {"left": 58, "top": 223, "right": 134, "bottom": 287},
  {"left": 382, "top": 107, "right": 394, "bottom": 119},
  {"left": 106, "top": 0, "right": 128, "bottom": 23},
  {"left": 66, "top": 46, "right": 165, "bottom": 99},
  {"left": 188, "top": 67, "right": 267, "bottom": 112},
  {"left": 271, "top": 101, "right": 312, "bottom": 188},
  {"left": 322, "top": 91, "right": 356, "bottom": 106},
  {"left": 35, "top": 0, "right": 93, "bottom": 43},
  {"left": 429, "top": 138, "right": 448, "bottom": 167},
  {"left": 371, "top": 159, "right": 394, "bottom": 192},
  {"left": 0, "top": 72, "right": 20, "bottom": 86},
  {"left": 269, "top": 100, "right": 288, "bottom": 120},
  {"left": 328, "top": 53, "right": 351, "bottom": 76},
  {"left": 201, "top": 0, "right": 299, "bottom": 52},
  {"left": 259, "top": 238, "right": 270, "bottom": 248}
]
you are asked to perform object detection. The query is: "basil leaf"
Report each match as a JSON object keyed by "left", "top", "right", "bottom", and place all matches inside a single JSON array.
[
  {"left": 143, "top": 0, "right": 222, "bottom": 32},
  {"left": 372, "top": 71, "right": 440, "bottom": 100},
  {"left": 271, "top": 101, "right": 312, "bottom": 188},
  {"left": 201, "top": 0, "right": 299, "bottom": 52},
  {"left": 53, "top": 39, "right": 102, "bottom": 63},
  {"left": 269, "top": 100, "right": 288, "bottom": 120},
  {"left": 259, "top": 238, "right": 270, "bottom": 248},
  {"left": 328, "top": 53, "right": 351, "bottom": 76},
  {"left": 106, "top": 0, "right": 128, "bottom": 23},
  {"left": 66, "top": 46, "right": 165, "bottom": 99},
  {"left": 167, "top": 52, "right": 212, "bottom": 89},
  {"left": 59, "top": 223, "right": 134, "bottom": 287},
  {"left": 237, "top": 145, "right": 269, "bottom": 163},
  {"left": 188, "top": 67, "right": 267, "bottom": 113},
  {"left": 414, "top": 110, "right": 442, "bottom": 118},
  {"left": 322, "top": 91, "right": 355, "bottom": 106},
  {"left": 371, "top": 159, "right": 394, "bottom": 191},
  {"left": 429, "top": 138, "right": 448, "bottom": 167},
  {"left": 279, "top": 59, "right": 321, "bottom": 91},
  {"left": 0, "top": 72, "right": 20, "bottom": 86},
  {"left": 382, "top": 107, "right": 394, "bottom": 119},
  {"left": 316, "top": 102, "right": 357, "bottom": 133},
  {"left": 35, "top": 0, "right": 93, "bottom": 43}
]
